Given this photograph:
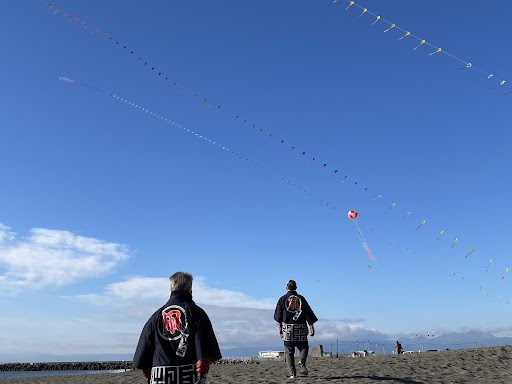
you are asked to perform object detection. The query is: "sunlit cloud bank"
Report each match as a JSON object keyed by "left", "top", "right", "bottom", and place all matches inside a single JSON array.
[
  {"left": 68, "top": 275, "right": 383, "bottom": 347},
  {"left": 0, "top": 223, "right": 130, "bottom": 293},
  {"left": 75, "top": 275, "right": 276, "bottom": 309}
]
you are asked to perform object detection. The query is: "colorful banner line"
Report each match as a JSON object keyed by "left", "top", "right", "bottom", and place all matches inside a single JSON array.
[
  {"left": 354, "top": 220, "right": 376, "bottom": 261},
  {"left": 58, "top": 76, "right": 314, "bottom": 198},
  {"left": 335, "top": 0, "right": 512, "bottom": 96}
]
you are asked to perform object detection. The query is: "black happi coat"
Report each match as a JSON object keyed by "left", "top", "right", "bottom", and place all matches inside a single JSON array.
[
  {"left": 274, "top": 290, "right": 318, "bottom": 346},
  {"left": 134, "top": 290, "right": 222, "bottom": 369}
]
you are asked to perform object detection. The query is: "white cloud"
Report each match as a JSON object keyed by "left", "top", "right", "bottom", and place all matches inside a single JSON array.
[
  {"left": 79, "top": 275, "right": 276, "bottom": 310},
  {"left": 105, "top": 276, "right": 169, "bottom": 301},
  {"left": 0, "top": 223, "right": 130, "bottom": 293}
]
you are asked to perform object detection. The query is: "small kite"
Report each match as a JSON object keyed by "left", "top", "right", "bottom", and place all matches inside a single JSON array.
[
  {"left": 346, "top": 1, "right": 354, "bottom": 10},
  {"left": 429, "top": 47, "right": 442, "bottom": 56},
  {"left": 486, "top": 259, "right": 493, "bottom": 272},
  {"left": 416, "top": 220, "right": 426, "bottom": 230},
  {"left": 348, "top": 209, "right": 358, "bottom": 219},
  {"left": 437, "top": 230, "right": 445, "bottom": 240},
  {"left": 464, "top": 248, "right": 476, "bottom": 259},
  {"left": 398, "top": 31, "right": 411, "bottom": 40},
  {"left": 502, "top": 268, "right": 509, "bottom": 280},
  {"left": 451, "top": 238, "right": 458, "bottom": 249},
  {"left": 456, "top": 63, "right": 472, "bottom": 70},
  {"left": 371, "top": 15, "right": 381, "bottom": 26},
  {"left": 383, "top": 23, "right": 396, "bottom": 33},
  {"left": 402, "top": 211, "right": 411, "bottom": 220},
  {"left": 414, "top": 39, "right": 426, "bottom": 50}
]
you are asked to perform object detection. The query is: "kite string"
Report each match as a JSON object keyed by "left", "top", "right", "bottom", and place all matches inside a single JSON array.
[
  {"left": 339, "top": 0, "right": 511, "bottom": 90},
  {"left": 51, "top": 6, "right": 502, "bottom": 278},
  {"left": 58, "top": 76, "right": 316, "bottom": 197}
]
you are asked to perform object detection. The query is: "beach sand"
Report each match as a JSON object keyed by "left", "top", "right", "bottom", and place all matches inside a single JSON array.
[{"left": 0, "top": 346, "right": 510, "bottom": 383}]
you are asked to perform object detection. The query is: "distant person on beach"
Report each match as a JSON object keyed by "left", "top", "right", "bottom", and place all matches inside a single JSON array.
[
  {"left": 395, "top": 341, "right": 404, "bottom": 355},
  {"left": 134, "top": 271, "right": 222, "bottom": 384},
  {"left": 274, "top": 279, "right": 318, "bottom": 379}
]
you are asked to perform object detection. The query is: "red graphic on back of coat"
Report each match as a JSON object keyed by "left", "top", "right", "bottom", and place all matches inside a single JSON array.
[
  {"left": 286, "top": 296, "right": 301, "bottom": 312},
  {"left": 163, "top": 310, "right": 182, "bottom": 334},
  {"left": 160, "top": 305, "right": 188, "bottom": 340}
]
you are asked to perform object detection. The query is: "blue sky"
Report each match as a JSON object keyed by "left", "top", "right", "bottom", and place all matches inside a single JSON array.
[{"left": 1, "top": 0, "right": 511, "bottom": 360}]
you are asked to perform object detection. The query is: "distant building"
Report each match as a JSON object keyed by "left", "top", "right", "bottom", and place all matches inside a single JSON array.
[{"left": 257, "top": 350, "right": 285, "bottom": 360}]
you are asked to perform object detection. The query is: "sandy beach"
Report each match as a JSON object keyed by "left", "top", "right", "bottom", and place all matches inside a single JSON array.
[{"left": 0, "top": 346, "right": 510, "bottom": 384}]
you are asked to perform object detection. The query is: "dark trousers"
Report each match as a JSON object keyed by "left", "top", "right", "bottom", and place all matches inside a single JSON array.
[{"left": 285, "top": 343, "right": 308, "bottom": 375}]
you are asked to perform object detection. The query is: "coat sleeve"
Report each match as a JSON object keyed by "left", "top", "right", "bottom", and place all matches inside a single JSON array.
[
  {"left": 274, "top": 297, "right": 283, "bottom": 323},
  {"left": 133, "top": 317, "right": 156, "bottom": 369},
  {"left": 193, "top": 308, "right": 222, "bottom": 362}
]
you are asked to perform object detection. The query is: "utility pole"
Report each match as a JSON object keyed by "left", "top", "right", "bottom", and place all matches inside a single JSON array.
[{"left": 336, "top": 339, "right": 339, "bottom": 358}]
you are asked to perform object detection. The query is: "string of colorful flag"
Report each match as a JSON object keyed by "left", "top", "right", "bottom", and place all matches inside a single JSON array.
[
  {"left": 57, "top": 75, "right": 320, "bottom": 203},
  {"left": 334, "top": 0, "right": 512, "bottom": 96},
  {"left": 48, "top": 5, "right": 509, "bottom": 287}
]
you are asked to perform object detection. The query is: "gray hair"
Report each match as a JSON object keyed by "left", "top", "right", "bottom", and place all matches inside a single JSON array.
[{"left": 169, "top": 272, "right": 193, "bottom": 292}]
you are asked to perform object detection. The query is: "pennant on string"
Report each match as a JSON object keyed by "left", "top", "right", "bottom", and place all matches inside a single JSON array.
[
  {"left": 398, "top": 31, "right": 411, "bottom": 40},
  {"left": 383, "top": 23, "right": 396, "bottom": 33},
  {"left": 414, "top": 39, "right": 426, "bottom": 50},
  {"left": 464, "top": 248, "right": 476, "bottom": 259},
  {"left": 429, "top": 47, "right": 442, "bottom": 56}
]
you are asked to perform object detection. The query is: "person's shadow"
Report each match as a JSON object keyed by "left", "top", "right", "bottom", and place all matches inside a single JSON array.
[{"left": 323, "top": 375, "right": 423, "bottom": 383}]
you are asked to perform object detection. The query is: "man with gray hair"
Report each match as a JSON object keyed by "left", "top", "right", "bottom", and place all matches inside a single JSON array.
[
  {"left": 134, "top": 272, "right": 222, "bottom": 384},
  {"left": 274, "top": 279, "right": 318, "bottom": 379}
]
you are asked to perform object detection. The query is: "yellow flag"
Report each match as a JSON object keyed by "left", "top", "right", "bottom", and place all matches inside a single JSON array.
[
  {"left": 384, "top": 23, "right": 396, "bottom": 32},
  {"left": 399, "top": 31, "right": 410, "bottom": 40},
  {"left": 413, "top": 39, "right": 426, "bottom": 50},
  {"left": 429, "top": 47, "right": 442, "bottom": 56}
]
